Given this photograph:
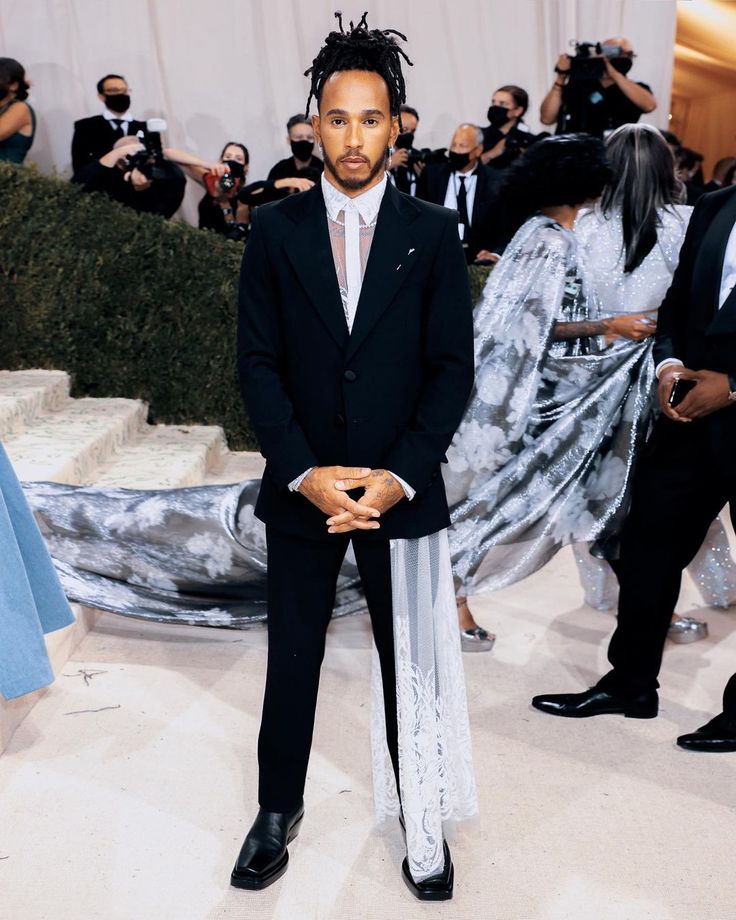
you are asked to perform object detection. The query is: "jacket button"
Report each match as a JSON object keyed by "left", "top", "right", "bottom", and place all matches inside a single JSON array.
[
  {"left": 344, "top": 370, "right": 357, "bottom": 382},
  {"left": 335, "top": 414, "right": 345, "bottom": 427}
]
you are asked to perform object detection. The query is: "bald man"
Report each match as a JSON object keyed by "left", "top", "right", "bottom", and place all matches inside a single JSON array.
[
  {"left": 416, "top": 122, "right": 502, "bottom": 263},
  {"left": 540, "top": 37, "right": 656, "bottom": 138}
]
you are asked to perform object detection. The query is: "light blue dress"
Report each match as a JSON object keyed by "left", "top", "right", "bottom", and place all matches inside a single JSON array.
[{"left": 0, "top": 443, "right": 74, "bottom": 699}]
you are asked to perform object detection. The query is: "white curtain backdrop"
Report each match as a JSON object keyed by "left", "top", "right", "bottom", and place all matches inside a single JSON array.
[{"left": 1, "top": 0, "right": 676, "bottom": 224}]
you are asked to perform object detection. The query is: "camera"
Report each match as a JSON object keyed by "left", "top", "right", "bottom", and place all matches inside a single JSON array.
[
  {"left": 568, "top": 41, "right": 623, "bottom": 81},
  {"left": 407, "top": 147, "right": 448, "bottom": 168},
  {"left": 217, "top": 159, "right": 245, "bottom": 193},
  {"left": 204, "top": 158, "right": 246, "bottom": 198},
  {"left": 125, "top": 117, "right": 168, "bottom": 180}
]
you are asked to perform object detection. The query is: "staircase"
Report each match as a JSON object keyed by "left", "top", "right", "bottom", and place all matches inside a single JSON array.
[{"left": 0, "top": 369, "right": 264, "bottom": 753}]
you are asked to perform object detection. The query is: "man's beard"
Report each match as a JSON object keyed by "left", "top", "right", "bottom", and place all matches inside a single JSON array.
[{"left": 322, "top": 148, "right": 386, "bottom": 191}]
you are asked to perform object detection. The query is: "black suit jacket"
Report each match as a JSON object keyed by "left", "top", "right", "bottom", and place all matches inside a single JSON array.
[
  {"left": 654, "top": 185, "right": 736, "bottom": 444},
  {"left": 71, "top": 114, "right": 147, "bottom": 173},
  {"left": 237, "top": 180, "right": 475, "bottom": 541},
  {"left": 416, "top": 162, "right": 501, "bottom": 262}
]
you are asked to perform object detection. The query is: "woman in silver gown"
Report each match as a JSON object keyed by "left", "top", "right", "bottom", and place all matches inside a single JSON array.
[{"left": 451, "top": 124, "right": 735, "bottom": 639}]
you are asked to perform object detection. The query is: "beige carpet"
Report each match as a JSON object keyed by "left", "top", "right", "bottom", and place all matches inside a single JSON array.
[{"left": 1, "top": 545, "right": 735, "bottom": 920}]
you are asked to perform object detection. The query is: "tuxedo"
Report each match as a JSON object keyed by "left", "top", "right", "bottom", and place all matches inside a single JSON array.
[
  {"left": 71, "top": 114, "right": 147, "bottom": 173},
  {"left": 237, "top": 177, "right": 474, "bottom": 810},
  {"left": 599, "top": 186, "right": 736, "bottom": 714},
  {"left": 416, "top": 161, "right": 501, "bottom": 262}
]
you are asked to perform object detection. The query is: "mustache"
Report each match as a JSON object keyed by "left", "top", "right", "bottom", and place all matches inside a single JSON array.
[{"left": 339, "top": 152, "right": 369, "bottom": 162}]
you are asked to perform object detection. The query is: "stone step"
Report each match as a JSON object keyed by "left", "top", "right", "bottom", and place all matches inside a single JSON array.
[
  {"left": 204, "top": 449, "right": 265, "bottom": 485},
  {"left": 3, "top": 397, "right": 148, "bottom": 485},
  {"left": 92, "top": 424, "right": 228, "bottom": 488},
  {"left": 0, "top": 369, "right": 70, "bottom": 438}
]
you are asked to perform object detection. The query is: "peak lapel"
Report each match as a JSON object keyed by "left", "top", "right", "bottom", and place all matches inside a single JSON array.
[
  {"left": 702, "top": 191, "right": 736, "bottom": 336},
  {"left": 346, "top": 184, "right": 420, "bottom": 361},
  {"left": 283, "top": 186, "right": 349, "bottom": 351}
]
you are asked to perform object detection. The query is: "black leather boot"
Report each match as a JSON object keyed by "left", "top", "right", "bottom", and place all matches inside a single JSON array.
[{"left": 230, "top": 800, "right": 304, "bottom": 890}]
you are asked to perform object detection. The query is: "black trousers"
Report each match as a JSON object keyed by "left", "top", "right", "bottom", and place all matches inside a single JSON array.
[
  {"left": 599, "top": 418, "right": 736, "bottom": 716},
  {"left": 257, "top": 526, "right": 399, "bottom": 812}
]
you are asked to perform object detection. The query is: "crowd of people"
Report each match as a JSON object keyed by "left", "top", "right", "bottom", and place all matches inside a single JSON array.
[
  {"left": 2, "top": 47, "right": 734, "bottom": 252},
  {"left": 3, "top": 14, "right": 736, "bottom": 901}
]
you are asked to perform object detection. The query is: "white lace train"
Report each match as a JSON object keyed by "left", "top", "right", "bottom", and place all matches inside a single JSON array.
[{"left": 370, "top": 529, "right": 479, "bottom": 881}]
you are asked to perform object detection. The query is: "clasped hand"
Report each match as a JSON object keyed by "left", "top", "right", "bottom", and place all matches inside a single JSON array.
[
  {"left": 298, "top": 466, "right": 406, "bottom": 534},
  {"left": 658, "top": 366, "right": 731, "bottom": 422}
]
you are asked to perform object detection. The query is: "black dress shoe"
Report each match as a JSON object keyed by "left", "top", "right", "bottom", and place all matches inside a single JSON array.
[
  {"left": 230, "top": 800, "right": 304, "bottom": 890},
  {"left": 531, "top": 687, "right": 658, "bottom": 719},
  {"left": 677, "top": 713, "right": 736, "bottom": 752},
  {"left": 402, "top": 839, "right": 454, "bottom": 901}
]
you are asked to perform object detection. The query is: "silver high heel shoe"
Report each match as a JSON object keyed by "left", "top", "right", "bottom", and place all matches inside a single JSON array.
[
  {"left": 457, "top": 597, "right": 495, "bottom": 653},
  {"left": 668, "top": 616, "right": 708, "bottom": 644}
]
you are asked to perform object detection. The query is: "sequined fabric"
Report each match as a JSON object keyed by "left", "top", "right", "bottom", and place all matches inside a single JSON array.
[{"left": 445, "top": 214, "right": 656, "bottom": 593}]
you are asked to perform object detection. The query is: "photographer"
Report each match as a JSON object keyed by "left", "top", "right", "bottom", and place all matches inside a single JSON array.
[
  {"left": 540, "top": 37, "right": 656, "bottom": 138},
  {"left": 71, "top": 134, "right": 211, "bottom": 219},
  {"left": 267, "top": 113, "right": 323, "bottom": 183},
  {"left": 176, "top": 141, "right": 251, "bottom": 240},
  {"left": 388, "top": 104, "right": 423, "bottom": 196}
]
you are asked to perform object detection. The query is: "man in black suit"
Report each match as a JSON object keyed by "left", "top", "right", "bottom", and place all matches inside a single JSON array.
[
  {"left": 532, "top": 184, "right": 736, "bottom": 752},
  {"left": 416, "top": 122, "right": 501, "bottom": 263},
  {"left": 704, "top": 156, "right": 736, "bottom": 194},
  {"left": 71, "top": 74, "right": 146, "bottom": 173},
  {"left": 232, "top": 14, "right": 474, "bottom": 900}
]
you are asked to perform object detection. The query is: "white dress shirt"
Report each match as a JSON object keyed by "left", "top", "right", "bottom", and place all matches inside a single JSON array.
[
  {"left": 656, "top": 217, "right": 736, "bottom": 378},
  {"left": 443, "top": 164, "right": 478, "bottom": 240},
  {"left": 288, "top": 172, "right": 415, "bottom": 499},
  {"left": 102, "top": 107, "right": 136, "bottom": 137}
]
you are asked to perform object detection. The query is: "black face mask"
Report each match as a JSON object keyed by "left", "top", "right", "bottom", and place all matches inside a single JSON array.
[
  {"left": 105, "top": 93, "right": 130, "bottom": 114},
  {"left": 448, "top": 150, "right": 471, "bottom": 171},
  {"left": 487, "top": 105, "right": 510, "bottom": 127},
  {"left": 290, "top": 139, "right": 314, "bottom": 161},
  {"left": 395, "top": 131, "right": 415, "bottom": 150},
  {"left": 610, "top": 57, "right": 633, "bottom": 76}
]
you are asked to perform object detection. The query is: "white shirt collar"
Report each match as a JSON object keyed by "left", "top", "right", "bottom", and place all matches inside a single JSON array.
[
  {"left": 103, "top": 108, "right": 135, "bottom": 123},
  {"left": 321, "top": 171, "right": 387, "bottom": 226},
  {"left": 452, "top": 163, "right": 478, "bottom": 179}
]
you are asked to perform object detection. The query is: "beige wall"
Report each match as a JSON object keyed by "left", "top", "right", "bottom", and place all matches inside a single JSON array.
[{"left": 672, "top": 0, "right": 736, "bottom": 180}]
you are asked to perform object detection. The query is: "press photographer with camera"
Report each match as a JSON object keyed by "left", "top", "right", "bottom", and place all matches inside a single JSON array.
[
  {"left": 388, "top": 104, "right": 423, "bottom": 196},
  {"left": 540, "top": 37, "right": 656, "bottom": 138},
  {"left": 176, "top": 141, "right": 251, "bottom": 240},
  {"left": 71, "top": 124, "right": 220, "bottom": 219}
]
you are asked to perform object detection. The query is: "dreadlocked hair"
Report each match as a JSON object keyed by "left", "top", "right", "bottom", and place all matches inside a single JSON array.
[{"left": 304, "top": 11, "right": 413, "bottom": 121}]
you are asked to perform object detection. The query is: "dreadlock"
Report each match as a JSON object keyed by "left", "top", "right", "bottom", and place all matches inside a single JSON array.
[{"left": 304, "top": 11, "right": 413, "bottom": 121}]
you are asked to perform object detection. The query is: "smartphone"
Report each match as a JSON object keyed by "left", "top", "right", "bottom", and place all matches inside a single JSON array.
[{"left": 668, "top": 377, "right": 696, "bottom": 407}]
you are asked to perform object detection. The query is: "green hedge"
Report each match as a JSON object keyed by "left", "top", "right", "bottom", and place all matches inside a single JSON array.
[{"left": 0, "top": 163, "right": 490, "bottom": 450}]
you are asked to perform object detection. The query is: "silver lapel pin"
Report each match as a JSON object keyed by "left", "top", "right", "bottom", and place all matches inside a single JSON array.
[
  {"left": 408, "top": 247, "right": 415, "bottom": 254},
  {"left": 396, "top": 263, "right": 402, "bottom": 271}
]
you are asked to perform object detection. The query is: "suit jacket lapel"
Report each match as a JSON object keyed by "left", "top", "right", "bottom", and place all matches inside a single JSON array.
[
  {"left": 346, "top": 182, "right": 421, "bottom": 361},
  {"left": 701, "top": 191, "right": 736, "bottom": 336},
  {"left": 283, "top": 185, "right": 349, "bottom": 351}
]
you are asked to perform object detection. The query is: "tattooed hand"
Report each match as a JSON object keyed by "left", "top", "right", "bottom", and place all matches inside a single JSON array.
[
  {"left": 299, "top": 466, "right": 382, "bottom": 531},
  {"left": 327, "top": 469, "right": 406, "bottom": 534}
]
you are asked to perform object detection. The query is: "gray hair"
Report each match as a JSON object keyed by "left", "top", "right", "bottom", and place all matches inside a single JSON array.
[
  {"left": 601, "top": 123, "right": 686, "bottom": 272},
  {"left": 457, "top": 123, "right": 484, "bottom": 147}
]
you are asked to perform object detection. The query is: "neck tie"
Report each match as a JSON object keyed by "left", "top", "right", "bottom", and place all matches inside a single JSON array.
[
  {"left": 456, "top": 175, "right": 469, "bottom": 231},
  {"left": 111, "top": 118, "right": 124, "bottom": 138},
  {"left": 343, "top": 204, "right": 361, "bottom": 332}
]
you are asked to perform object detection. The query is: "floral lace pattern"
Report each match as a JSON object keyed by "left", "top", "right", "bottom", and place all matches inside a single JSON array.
[{"left": 371, "top": 530, "right": 478, "bottom": 881}]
